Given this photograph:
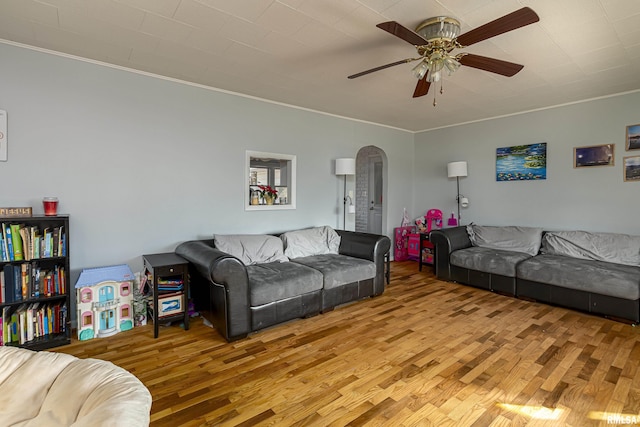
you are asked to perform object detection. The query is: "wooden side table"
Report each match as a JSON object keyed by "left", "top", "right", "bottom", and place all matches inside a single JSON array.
[
  {"left": 419, "top": 233, "right": 435, "bottom": 272},
  {"left": 143, "top": 253, "right": 190, "bottom": 338}
]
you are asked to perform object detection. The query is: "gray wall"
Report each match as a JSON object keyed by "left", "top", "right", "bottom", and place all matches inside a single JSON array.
[
  {"left": 0, "top": 42, "right": 415, "bottom": 277},
  {"left": 413, "top": 91, "right": 640, "bottom": 235},
  {"left": 3, "top": 39, "right": 638, "bottom": 284}
]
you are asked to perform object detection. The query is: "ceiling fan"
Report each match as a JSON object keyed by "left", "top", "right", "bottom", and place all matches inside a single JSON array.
[{"left": 348, "top": 7, "right": 540, "bottom": 102}]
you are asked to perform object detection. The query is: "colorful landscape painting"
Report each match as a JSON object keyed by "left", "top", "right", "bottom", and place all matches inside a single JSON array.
[
  {"left": 626, "top": 124, "right": 640, "bottom": 150},
  {"left": 624, "top": 156, "right": 640, "bottom": 182},
  {"left": 496, "top": 143, "right": 547, "bottom": 181}
]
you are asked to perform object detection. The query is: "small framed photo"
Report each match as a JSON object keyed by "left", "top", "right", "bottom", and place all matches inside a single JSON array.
[
  {"left": 623, "top": 156, "right": 640, "bottom": 182},
  {"left": 574, "top": 144, "right": 615, "bottom": 168},
  {"left": 626, "top": 124, "right": 640, "bottom": 151},
  {"left": 157, "top": 293, "right": 184, "bottom": 317}
]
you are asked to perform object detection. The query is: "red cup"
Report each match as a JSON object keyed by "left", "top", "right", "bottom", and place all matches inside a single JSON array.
[{"left": 43, "top": 197, "right": 59, "bottom": 216}]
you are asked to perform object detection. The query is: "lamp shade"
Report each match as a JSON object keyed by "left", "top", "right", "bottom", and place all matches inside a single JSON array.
[
  {"left": 447, "top": 161, "right": 468, "bottom": 178},
  {"left": 335, "top": 158, "right": 356, "bottom": 175}
]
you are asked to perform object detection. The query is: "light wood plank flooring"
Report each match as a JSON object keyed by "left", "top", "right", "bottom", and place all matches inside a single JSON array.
[{"left": 57, "top": 261, "right": 640, "bottom": 426}]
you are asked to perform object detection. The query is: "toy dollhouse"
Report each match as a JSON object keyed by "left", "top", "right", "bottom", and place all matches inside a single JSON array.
[{"left": 75, "top": 264, "right": 135, "bottom": 341}]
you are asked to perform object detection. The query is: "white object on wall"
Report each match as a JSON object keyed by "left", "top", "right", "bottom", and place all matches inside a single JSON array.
[{"left": 0, "top": 110, "right": 6, "bottom": 161}]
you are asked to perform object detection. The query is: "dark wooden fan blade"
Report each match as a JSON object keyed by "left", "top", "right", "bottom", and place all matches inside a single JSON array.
[
  {"left": 412, "top": 77, "right": 431, "bottom": 98},
  {"left": 459, "top": 54, "right": 524, "bottom": 77},
  {"left": 377, "top": 21, "right": 429, "bottom": 46},
  {"left": 456, "top": 7, "right": 539, "bottom": 47},
  {"left": 348, "top": 59, "right": 413, "bottom": 79}
]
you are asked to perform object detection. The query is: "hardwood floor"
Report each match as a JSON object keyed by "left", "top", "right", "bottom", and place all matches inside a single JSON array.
[{"left": 57, "top": 261, "right": 640, "bottom": 426}]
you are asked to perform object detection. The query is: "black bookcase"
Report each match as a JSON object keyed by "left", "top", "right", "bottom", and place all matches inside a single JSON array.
[{"left": 0, "top": 215, "right": 71, "bottom": 350}]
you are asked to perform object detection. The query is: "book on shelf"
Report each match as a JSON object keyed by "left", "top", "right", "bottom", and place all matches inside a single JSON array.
[
  {"left": 3, "top": 265, "right": 15, "bottom": 303},
  {"left": 19, "top": 226, "right": 29, "bottom": 261},
  {"left": 9, "top": 224, "right": 24, "bottom": 261},
  {"left": 0, "top": 301, "right": 67, "bottom": 345},
  {"left": 156, "top": 278, "right": 184, "bottom": 291},
  {"left": 2, "top": 307, "right": 9, "bottom": 344},
  {"left": 11, "top": 265, "right": 20, "bottom": 303},
  {"left": 0, "top": 223, "right": 66, "bottom": 262},
  {"left": 4, "top": 224, "right": 14, "bottom": 261},
  {"left": 0, "top": 234, "right": 7, "bottom": 262},
  {"left": 52, "top": 227, "right": 59, "bottom": 257},
  {"left": 9, "top": 309, "right": 18, "bottom": 343},
  {"left": 1, "top": 225, "right": 8, "bottom": 261},
  {"left": 43, "top": 227, "right": 52, "bottom": 258},
  {"left": 0, "top": 264, "right": 66, "bottom": 304},
  {"left": 1, "top": 264, "right": 21, "bottom": 304},
  {"left": 20, "top": 263, "right": 28, "bottom": 301}
]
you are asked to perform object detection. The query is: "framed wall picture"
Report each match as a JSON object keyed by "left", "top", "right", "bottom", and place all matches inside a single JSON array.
[
  {"left": 496, "top": 142, "right": 547, "bottom": 181},
  {"left": 245, "top": 151, "right": 297, "bottom": 211},
  {"left": 626, "top": 124, "right": 640, "bottom": 151},
  {"left": 574, "top": 144, "right": 614, "bottom": 168},
  {"left": 623, "top": 156, "right": 640, "bottom": 182}
]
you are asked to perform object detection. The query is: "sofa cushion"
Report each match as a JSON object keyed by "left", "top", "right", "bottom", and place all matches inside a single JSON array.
[
  {"left": 214, "top": 234, "right": 288, "bottom": 266},
  {"left": 541, "top": 230, "right": 640, "bottom": 267},
  {"left": 466, "top": 225, "right": 543, "bottom": 256},
  {"left": 281, "top": 226, "right": 341, "bottom": 258},
  {"left": 450, "top": 246, "right": 532, "bottom": 277},
  {"left": 517, "top": 254, "right": 640, "bottom": 300},
  {"left": 247, "top": 262, "right": 323, "bottom": 306},
  {"left": 291, "top": 254, "right": 376, "bottom": 290}
]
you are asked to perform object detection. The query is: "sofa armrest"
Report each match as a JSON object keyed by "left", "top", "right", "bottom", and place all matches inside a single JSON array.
[
  {"left": 336, "top": 230, "right": 391, "bottom": 295},
  {"left": 175, "top": 240, "right": 251, "bottom": 341},
  {"left": 429, "top": 227, "right": 472, "bottom": 281}
]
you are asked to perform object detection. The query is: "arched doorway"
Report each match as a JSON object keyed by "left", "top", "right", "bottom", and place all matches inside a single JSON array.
[{"left": 355, "top": 146, "right": 388, "bottom": 234}]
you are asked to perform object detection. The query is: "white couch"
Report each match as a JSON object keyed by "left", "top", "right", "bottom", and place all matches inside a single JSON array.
[{"left": 0, "top": 346, "right": 152, "bottom": 426}]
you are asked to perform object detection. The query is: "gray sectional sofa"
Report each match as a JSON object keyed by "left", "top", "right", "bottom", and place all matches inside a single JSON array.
[
  {"left": 430, "top": 225, "right": 640, "bottom": 323},
  {"left": 176, "top": 226, "right": 390, "bottom": 341}
]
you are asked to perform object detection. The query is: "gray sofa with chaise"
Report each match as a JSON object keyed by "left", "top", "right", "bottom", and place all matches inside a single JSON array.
[
  {"left": 430, "top": 225, "right": 640, "bottom": 323},
  {"left": 176, "top": 226, "right": 390, "bottom": 341}
]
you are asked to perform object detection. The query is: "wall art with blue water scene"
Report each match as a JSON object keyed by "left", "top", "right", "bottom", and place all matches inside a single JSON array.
[{"left": 496, "top": 143, "right": 547, "bottom": 181}]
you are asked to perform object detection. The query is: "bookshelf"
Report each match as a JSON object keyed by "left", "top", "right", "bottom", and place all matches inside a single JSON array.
[
  {"left": 0, "top": 215, "right": 71, "bottom": 350},
  {"left": 142, "top": 253, "right": 189, "bottom": 338}
]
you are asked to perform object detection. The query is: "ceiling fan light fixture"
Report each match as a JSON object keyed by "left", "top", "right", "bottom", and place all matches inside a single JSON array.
[
  {"left": 415, "top": 16, "right": 461, "bottom": 42},
  {"left": 429, "top": 53, "right": 444, "bottom": 71},
  {"left": 444, "top": 56, "right": 461, "bottom": 75},
  {"left": 412, "top": 60, "right": 429, "bottom": 79},
  {"left": 426, "top": 68, "right": 441, "bottom": 83}
]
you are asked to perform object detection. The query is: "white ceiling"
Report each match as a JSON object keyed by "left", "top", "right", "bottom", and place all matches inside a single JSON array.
[{"left": 1, "top": 0, "right": 640, "bottom": 132}]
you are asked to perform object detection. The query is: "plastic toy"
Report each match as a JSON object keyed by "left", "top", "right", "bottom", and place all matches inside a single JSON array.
[{"left": 75, "top": 264, "right": 135, "bottom": 341}]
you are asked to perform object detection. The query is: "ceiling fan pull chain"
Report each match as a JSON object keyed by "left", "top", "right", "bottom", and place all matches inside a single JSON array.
[{"left": 432, "top": 81, "right": 444, "bottom": 106}]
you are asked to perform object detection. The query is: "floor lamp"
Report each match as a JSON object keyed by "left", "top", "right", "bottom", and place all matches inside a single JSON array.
[
  {"left": 335, "top": 158, "right": 356, "bottom": 229},
  {"left": 447, "top": 161, "right": 468, "bottom": 224}
]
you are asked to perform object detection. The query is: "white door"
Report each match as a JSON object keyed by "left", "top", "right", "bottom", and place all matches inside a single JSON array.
[{"left": 367, "top": 156, "right": 383, "bottom": 234}]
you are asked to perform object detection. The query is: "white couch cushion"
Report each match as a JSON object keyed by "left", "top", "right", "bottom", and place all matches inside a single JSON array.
[
  {"left": 281, "top": 226, "right": 341, "bottom": 259},
  {"left": 214, "top": 234, "right": 288, "bottom": 265}
]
